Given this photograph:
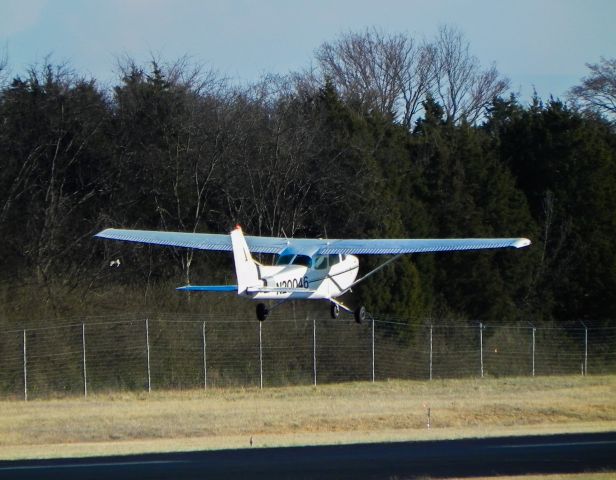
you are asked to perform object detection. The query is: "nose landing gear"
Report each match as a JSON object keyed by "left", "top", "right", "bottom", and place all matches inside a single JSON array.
[{"left": 256, "top": 303, "right": 269, "bottom": 322}]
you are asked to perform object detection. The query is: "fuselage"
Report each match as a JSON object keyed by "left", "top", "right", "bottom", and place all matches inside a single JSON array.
[{"left": 246, "top": 253, "right": 359, "bottom": 300}]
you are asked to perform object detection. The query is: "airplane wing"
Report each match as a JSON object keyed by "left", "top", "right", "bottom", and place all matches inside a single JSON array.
[
  {"left": 95, "top": 228, "right": 530, "bottom": 255},
  {"left": 316, "top": 237, "right": 531, "bottom": 255},
  {"left": 95, "top": 228, "right": 289, "bottom": 254}
]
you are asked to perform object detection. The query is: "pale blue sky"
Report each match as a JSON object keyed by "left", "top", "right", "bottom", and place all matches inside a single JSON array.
[{"left": 1, "top": 0, "right": 615, "bottom": 101}]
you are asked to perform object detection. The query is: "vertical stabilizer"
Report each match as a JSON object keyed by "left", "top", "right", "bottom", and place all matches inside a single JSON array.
[{"left": 230, "top": 225, "right": 260, "bottom": 294}]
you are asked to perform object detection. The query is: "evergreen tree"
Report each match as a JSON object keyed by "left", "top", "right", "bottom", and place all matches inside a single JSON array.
[
  {"left": 0, "top": 64, "right": 110, "bottom": 287},
  {"left": 490, "top": 98, "right": 616, "bottom": 323},
  {"left": 410, "top": 96, "right": 536, "bottom": 322}
]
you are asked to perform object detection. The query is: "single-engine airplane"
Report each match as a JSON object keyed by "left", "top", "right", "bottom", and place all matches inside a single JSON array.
[{"left": 95, "top": 226, "right": 531, "bottom": 323}]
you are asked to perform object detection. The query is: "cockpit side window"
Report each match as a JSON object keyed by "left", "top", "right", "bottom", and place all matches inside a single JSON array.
[
  {"left": 291, "top": 255, "right": 312, "bottom": 267},
  {"left": 276, "top": 254, "right": 295, "bottom": 265},
  {"left": 313, "top": 255, "right": 328, "bottom": 270},
  {"left": 328, "top": 254, "right": 341, "bottom": 266}
]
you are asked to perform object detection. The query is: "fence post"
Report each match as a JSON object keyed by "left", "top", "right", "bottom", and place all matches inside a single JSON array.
[
  {"left": 145, "top": 318, "right": 151, "bottom": 393},
  {"left": 313, "top": 318, "right": 317, "bottom": 387},
  {"left": 532, "top": 326, "right": 536, "bottom": 377},
  {"left": 581, "top": 321, "right": 588, "bottom": 376},
  {"left": 259, "top": 321, "right": 263, "bottom": 389},
  {"left": 479, "top": 322, "right": 484, "bottom": 378},
  {"left": 202, "top": 321, "right": 207, "bottom": 390},
  {"left": 371, "top": 317, "right": 375, "bottom": 383},
  {"left": 585, "top": 327, "right": 588, "bottom": 376},
  {"left": 82, "top": 323, "right": 88, "bottom": 397},
  {"left": 23, "top": 329, "right": 27, "bottom": 402},
  {"left": 429, "top": 324, "right": 433, "bottom": 381}
]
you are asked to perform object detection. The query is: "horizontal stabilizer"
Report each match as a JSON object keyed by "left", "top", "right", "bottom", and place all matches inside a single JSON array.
[{"left": 176, "top": 285, "right": 237, "bottom": 292}]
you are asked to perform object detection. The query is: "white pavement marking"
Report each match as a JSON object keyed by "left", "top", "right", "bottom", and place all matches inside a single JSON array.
[
  {"left": 492, "top": 440, "right": 616, "bottom": 449},
  {"left": 0, "top": 460, "right": 190, "bottom": 471}
]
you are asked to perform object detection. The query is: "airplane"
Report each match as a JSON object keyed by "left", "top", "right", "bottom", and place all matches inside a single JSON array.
[{"left": 95, "top": 226, "right": 531, "bottom": 323}]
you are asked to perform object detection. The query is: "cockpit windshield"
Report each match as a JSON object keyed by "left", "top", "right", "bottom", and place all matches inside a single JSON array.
[
  {"left": 276, "top": 254, "right": 311, "bottom": 267},
  {"left": 276, "top": 254, "right": 295, "bottom": 265},
  {"left": 291, "top": 255, "right": 312, "bottom": 267}
]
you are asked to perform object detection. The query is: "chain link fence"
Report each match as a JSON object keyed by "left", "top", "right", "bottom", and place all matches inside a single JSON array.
[{"left": 1, "top": 313, "right": 615, "bottom": 399}]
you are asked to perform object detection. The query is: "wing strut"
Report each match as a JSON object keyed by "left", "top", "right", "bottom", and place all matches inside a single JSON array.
[{"left": 340, "top": 253, "right": 404, "bottom": 295}]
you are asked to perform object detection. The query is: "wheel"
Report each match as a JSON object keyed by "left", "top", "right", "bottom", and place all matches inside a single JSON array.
[
  {"left": 256, "top": 303, "right": 269, "bottom": 321},
  {"left": 330, "top": 302, "right": 340, "bottom": 319},
  {"left": 354, "top": 306, "right": 366, "bottom": 324}
]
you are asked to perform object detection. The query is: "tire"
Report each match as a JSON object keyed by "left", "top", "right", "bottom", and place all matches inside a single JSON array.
[
  {"left": 354, "top": 306, "right": 366, "bottom": 324},
  {"left": 256, "top": 303, "right": 269, "bottom": 322},
  {"left": 330, "top": 302, "right": 340, "bottom": 319}
]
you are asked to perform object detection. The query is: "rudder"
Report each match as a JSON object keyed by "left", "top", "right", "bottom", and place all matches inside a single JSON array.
[{"left": 230, "top": 225, "right": 261, "bottom": 294}]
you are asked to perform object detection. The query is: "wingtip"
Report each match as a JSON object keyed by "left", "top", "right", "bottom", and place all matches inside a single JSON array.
[
  {"left": 94, "top": 228, "right": 112, "bottom": 238},
  {"left": 513, "top": 238, "right": 532, "bottom": 248}
]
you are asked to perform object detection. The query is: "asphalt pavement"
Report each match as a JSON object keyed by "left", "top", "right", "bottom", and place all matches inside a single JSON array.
[{"left": 0, "top": 431, "right": 615, "bottom": 479}]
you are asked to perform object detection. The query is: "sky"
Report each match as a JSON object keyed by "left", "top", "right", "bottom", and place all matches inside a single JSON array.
[{"left": 1, "top": 0, "right": 615, "bottom": 102}]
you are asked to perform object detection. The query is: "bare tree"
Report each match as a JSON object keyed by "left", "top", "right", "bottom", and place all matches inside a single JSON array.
[
  {"left": 221, "top": 74, "right": 317, "bottom": 238},
  {"left": 0, "top": 61, "right": 109, "bottom": 292},
  {"left": 569, "top": 57, "right": 616, "bottom": 122},
  {"left": 398, "top": 40, "right": 437, "bottom": 129},
  {"left": 315, "top": 29, "right": 411, "bottom": 121},
  {"left": 432, "top": 26, "right": 509, "bottom": 124},
  {"left": 161, "top": 60, "right": 232, "bottom": 284},
  {"left": 112, "top": 56, "right": 234, "bottom": 285},
  {"left": 313, "top": 26, "right": 508, "bottom": 127},
  {"left": 0, "top": 45, "right": 8, "bottom": 88}
]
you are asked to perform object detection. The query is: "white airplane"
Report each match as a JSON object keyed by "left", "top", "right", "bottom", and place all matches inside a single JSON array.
[{"left": 95, "top": 226, "right": 531, "bottom": 322}]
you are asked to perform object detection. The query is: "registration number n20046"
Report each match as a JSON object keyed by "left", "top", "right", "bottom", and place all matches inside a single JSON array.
[{"left": 276, "top": 276, "right": 309, "bottom": 289}]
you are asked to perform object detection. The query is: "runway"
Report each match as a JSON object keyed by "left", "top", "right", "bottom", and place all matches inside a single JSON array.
[{"left": 0, "top": 431, "right": 615, "bottom": 479}]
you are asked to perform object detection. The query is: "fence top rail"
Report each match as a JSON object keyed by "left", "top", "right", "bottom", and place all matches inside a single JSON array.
[
  {"left": 5, "top": 318, "right": 151, "bottom": 334},
  {"left": 481, "top": 325, "right": 592, "bottom": 331},
  {"left": 5, "top": 314, "right": 616, "bottom": 334}
]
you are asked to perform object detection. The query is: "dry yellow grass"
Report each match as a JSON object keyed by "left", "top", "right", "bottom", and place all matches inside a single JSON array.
[
  {"left": 1, "top": 375, "right": 615, "bottom": 460},
  {"left": 447, "top": 474, "right": 616, "bottom": 480}
]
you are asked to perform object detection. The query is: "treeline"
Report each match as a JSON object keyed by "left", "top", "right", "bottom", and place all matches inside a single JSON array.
[{"left": 1, "top": 28, "right": 616, "bottom": 329}]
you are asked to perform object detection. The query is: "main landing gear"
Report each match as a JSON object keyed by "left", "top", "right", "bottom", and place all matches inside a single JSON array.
[
  {"left": 330, "top": 300, "right": 366, "bottom": 324},
  {"left": 330, "top": 302, "right": 340, "bottom": 319}
]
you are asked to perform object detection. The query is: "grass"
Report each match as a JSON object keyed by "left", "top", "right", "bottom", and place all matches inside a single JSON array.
[
  {"left": 445, "top": 475, "right": 616, "bottom": 480},
  {"left": 0, "top": 374, "right": 615, "bottom": 460}
]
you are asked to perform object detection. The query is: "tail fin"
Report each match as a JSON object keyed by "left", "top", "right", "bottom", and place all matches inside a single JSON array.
[{"left": 230, "top": 225, "right": 261, "bottom": 294}]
